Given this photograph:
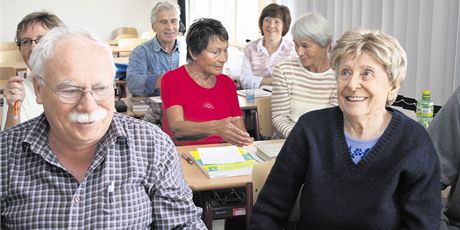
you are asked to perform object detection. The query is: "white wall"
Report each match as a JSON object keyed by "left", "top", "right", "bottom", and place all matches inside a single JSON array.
[{"left": 0, "top": 0, "right": 162, "bottom": 42}]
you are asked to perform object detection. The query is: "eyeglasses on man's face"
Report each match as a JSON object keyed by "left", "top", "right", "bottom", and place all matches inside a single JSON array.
[
  {"left": 17, "top": 36, "right": 43, "bottom": 49},
  {"left": 38, "top": 77, "right": 115, "bottom": 104}
]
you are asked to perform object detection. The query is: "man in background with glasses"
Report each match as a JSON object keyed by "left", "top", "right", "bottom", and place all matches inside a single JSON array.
[
  {"left": 2, "top": 11, "right": 63, "bottom": 130},
  {"left": 0, "top": 26, "right": 205, "bottom": 229}
]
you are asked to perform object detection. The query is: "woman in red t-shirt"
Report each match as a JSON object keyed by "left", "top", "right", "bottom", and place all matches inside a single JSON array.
[{"left": 161, "top": 18, "right": 253, "bottom": 146}]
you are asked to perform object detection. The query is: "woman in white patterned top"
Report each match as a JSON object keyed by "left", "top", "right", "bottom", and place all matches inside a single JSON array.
[
  {"left": 239, "top": 3, "right": 296, "bottom": 89},
  {"left": 271, "top": 12, "right": 337, "bottom": 138}
]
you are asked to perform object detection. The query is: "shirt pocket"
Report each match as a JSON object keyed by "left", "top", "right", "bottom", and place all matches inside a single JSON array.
[{"left": 104, "top": 186, "right": 152, "bottom": 228}]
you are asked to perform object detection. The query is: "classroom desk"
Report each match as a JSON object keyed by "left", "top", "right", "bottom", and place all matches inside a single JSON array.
[
  {"left": 113, "top": 57, "right": 129, "bottom": 63},
  {"left": 120, "top": 94, "right": 264, "bottom": 119},
  {"left": 176, "top": 142, "right": 250, "bottom": 229},
  {"left": 111, "top": 46, "right": 133, "bottom": 57},
  {"left": 176, "top": 139, "right": 284, "bottom": 229},
  {"left": 120, "top": 97, "right": 146, "bottom": 118},
  {"left": 0, "top": 61, "right": 27, "bottom": 70}
]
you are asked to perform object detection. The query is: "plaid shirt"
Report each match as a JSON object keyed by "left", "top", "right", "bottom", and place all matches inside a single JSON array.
[{"left": 1, "top": 113, "right": 205, "bottom": 229}]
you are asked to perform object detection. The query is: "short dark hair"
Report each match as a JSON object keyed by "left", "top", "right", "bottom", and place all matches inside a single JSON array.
[
  {"left": 185, "top": 18, "right": 228, "bottom": 63},
  {"left": 258, "top": 3, "right": 291, "bottom": 36},
  {"left": 15, "top": 11, "right": 63, "bottom": 46}
]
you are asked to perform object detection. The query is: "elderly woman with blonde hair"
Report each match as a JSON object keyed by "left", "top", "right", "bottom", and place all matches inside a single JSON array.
[{"left": 250, "top": 28, "right": 440, "bottom": 229}]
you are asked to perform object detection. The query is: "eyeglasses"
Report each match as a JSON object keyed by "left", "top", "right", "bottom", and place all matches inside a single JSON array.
[
  {"left": 38, "top": 77, "right": 115, "bottom": 104},
  {"left": 17, "top": 36, "right": 43, "bottom": 48}
]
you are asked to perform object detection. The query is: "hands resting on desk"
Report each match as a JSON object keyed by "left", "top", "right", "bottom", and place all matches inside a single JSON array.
[{"left": 213, "top": 116, "right": 253, "bottom": 147}]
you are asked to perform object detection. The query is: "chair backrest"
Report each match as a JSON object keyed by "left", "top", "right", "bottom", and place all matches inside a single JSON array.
[
  {"left": 252, "top": 159, "right": 301, "bottom": 222},
  {"left": 256, "top": 97, "right": 274, "bottom": 139},
  {"left": 0, "top": 67, "right": 16, "bottom": 80},
  {"left": 111, "top": 27, "right": 138, "bottom": 40},
  {"left": 0, "top": 42, "right": 23, "bottom": 63}
]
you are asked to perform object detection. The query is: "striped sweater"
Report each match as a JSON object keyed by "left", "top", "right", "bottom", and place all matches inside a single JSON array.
[{"left": 271, "top": 57, "right": 337, "bottom": 138}]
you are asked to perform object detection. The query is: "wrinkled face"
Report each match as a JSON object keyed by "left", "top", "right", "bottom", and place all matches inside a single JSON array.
[
  {"left": 19, "top": 21, "right": 49, "bottom": 64},
  {"left": 152, "top": 9, "right": 179, "bottom": 45},
  {"left": 337, "top": 52, "right": 398, "bottom": 119},
  {"left": 262, "top": 16, "right": 283, "bottom": 40},
  {"left": 191, "top": 37, "right": 228, "bottom": 76},
  {"left": 34, "top": 37, "right": 115, "bottom": 146},
  {"left": 294, "top": 37, "right": 328, "bottom": 70}
]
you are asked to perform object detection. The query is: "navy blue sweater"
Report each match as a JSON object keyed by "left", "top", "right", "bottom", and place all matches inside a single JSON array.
[{"left": 250, "top": 107, "right": 440, "bottom": 229}]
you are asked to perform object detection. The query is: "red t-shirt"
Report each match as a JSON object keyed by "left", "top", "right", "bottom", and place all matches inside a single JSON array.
[{"left": 161, "top": 65, "right": 242, "bottom": 145}]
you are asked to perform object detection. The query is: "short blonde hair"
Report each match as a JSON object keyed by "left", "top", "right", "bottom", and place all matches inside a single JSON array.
[{"left": 330, "top": 28, "right": 407, "bottom": 91}]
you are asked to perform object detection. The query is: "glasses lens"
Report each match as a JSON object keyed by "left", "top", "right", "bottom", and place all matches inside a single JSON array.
[
  {"left": 92, "top": 85, "right": 114, "bottom": 101},
  {"left": 20, "top": 39, "right": 32, "bottom": 47},
  {"left": 57, "top": 84, "right": 114, "bottom": 104},
  {"left": 58, "top": 88, "right": 83, "bottom": 103}
]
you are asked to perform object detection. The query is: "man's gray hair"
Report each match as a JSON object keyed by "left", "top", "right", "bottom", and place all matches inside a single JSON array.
[
  {"left": 150, "top": 1, "right": 180, "bottom": 25},
  {"left": 28, "top": 26, "right": 116, "bottom": 81}
]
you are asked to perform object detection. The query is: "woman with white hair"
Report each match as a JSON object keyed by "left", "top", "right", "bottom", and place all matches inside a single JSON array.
[
  {"left": 250, "top": 28, "right": 440, "bottom": 229},
  {"left": 271, "top": 12, "right": 338, "bottom": 138}
]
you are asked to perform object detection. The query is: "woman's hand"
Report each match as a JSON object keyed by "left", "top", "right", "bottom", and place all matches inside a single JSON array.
[
  {"left": 214, "top": 117, "right": 253, "bottom": 146},
  {"left": 4, "top": 76, "right": 25, "bottom": 108},
  {"left": 260, "top": 75, "right": 273, "bottom": 86}
]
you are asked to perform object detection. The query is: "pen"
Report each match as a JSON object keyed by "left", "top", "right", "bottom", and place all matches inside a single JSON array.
[
  {"left": 13, "top": 100, "right": 19, "bottom": 120},
  {"left": 262, "top": 88, "right": 272, "bottom": 93},
  {"left": 180, "top": 153, "right": 194, "bottom": 165}
]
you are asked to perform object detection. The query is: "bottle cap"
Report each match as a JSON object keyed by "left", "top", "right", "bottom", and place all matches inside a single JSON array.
[{"left": 422, "top": 89, "right": 431, "bottom": 96}]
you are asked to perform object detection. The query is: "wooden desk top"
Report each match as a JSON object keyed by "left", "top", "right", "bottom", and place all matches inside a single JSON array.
[
  {"left": 113, "top": 57, "right": 129, "bottom": 63},
  {"left": 0, "top": 61, "right": 27, "bottom": 70},
  {"left": 238, "top": 95, "right": 261, "bottom": 110},
  {"left": 177, "top": 142, "right": 251, "bottom": 191},
  {"left": 119, "top": 95, "right": 262, "bottom": 119},
  {"left": 111, "top": 46, "right": 134, "bottom": 53},
  {"left": 176, "top": 139, "right": 284, "bottom": 191}
]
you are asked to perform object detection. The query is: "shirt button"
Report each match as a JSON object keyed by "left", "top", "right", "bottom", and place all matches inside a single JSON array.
[{"left": 73, "top": 196, "right": 81, "bottom": 204}]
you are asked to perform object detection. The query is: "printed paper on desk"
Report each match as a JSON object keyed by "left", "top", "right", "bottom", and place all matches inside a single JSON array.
[
  {"left": 149, "top": 96, "right": 162, "bottom": 103},
  {"left": 197, "top": 146, "right": 245, "bottom": 164}
]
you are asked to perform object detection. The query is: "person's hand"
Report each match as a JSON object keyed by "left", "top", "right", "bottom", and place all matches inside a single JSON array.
[
  {"left": 260, "top": 75, "right": 273, "bottom": 86},
  {"left": 214, "top": 117, "right": 253, "bottom": 147},
  {"left": 4, "top": 76, "right": 25, "bottom": 108}
]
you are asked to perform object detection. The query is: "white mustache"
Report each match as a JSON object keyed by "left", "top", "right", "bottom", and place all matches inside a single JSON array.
[{"left": 68, "top": 108, "right": 108, "bottom": 123}]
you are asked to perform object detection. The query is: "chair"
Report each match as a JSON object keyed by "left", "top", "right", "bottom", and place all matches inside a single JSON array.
[
  {"left": 116, "top": 38, "right": 147, "bottom": 57},
  {"left": 0, "top": 67, "right": 16, "bottom": 94},
  {"left": 0, "top": 42, "right": 23, "bottom": 63},
  {"left": 255, "top": 97, "right": 274, "bottom": 139},
  {"left": 0, "top": 67, "right": 16, "bottom": 80},
  {"left": 250, "top": 160, "right": 301, "bottom": 227},
  {"left": 111, "top": 27, "right": 138, "bottom": 41}
]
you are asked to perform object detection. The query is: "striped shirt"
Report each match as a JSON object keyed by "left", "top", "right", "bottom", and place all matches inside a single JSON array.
[
  {"left": 1, "top": 113, "right": 206, "bottom": 229},
  {"left": 272, "top": 57, "right": 338, "bottom": 138},
  {"left": 240, "top": 37, "right": 296, "bottom": 89}
]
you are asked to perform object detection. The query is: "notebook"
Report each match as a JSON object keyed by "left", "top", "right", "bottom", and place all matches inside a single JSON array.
[
  {"left": 255, "top": 141, "right": 285, "bottom": 161},
  {"left": 190, "top": 146, "right": 257, "bottom": 178},
  {"left": 237, "top": 89, "right": 272, "bottom": 98}
]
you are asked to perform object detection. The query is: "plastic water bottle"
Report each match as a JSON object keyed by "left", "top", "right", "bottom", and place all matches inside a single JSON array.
[{"left": 416, "top": 90, "right": 434, "bottom": 128}]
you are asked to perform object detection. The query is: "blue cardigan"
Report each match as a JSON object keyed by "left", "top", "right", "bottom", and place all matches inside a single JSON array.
[{"left": 250, "top": 107, "right": 441, "bottom": 229}]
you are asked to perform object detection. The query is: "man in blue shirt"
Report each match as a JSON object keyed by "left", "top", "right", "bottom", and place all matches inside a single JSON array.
[{"left": 127, "top": 1, "right": 184, "bottom": 96}]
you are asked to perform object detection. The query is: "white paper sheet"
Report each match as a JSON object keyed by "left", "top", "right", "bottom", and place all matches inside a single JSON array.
[{"left": 197, "top": 146, "right": 245, "bottom": 164}]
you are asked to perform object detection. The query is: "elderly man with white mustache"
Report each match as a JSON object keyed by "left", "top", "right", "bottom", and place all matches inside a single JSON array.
[{"left": 0, "top": 26, "right": 206, "bottom": 229}]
